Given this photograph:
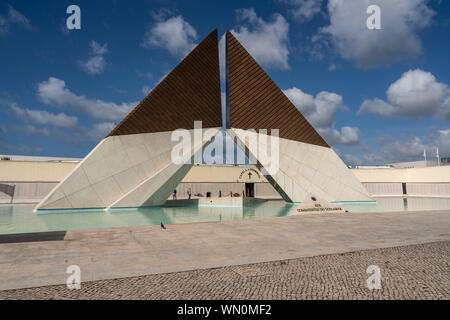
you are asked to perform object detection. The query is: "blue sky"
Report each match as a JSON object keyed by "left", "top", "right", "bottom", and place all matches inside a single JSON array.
[{"left": 0, "top": 0, "right": 449, "bottom": 165}]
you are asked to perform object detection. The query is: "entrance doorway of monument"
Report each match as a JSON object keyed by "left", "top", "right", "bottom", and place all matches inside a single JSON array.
[{"left": 245, "top": 183, "right": 255, "bottom": 197}]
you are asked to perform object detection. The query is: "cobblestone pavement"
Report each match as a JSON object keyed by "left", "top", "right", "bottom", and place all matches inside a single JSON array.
[{"left": 1, "top": 241, "right": 449, "bottom": 300}]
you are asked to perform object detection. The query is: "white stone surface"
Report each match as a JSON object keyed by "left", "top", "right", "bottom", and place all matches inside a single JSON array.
[
  {"left": 228, "top": 128, "right": 372, "bottom": 202},
  {"left": 35, "top": 128, "right": 220, "bottom": 210},
  {"left": 293, "top": 193, "right": 347, "bottom": 215}
]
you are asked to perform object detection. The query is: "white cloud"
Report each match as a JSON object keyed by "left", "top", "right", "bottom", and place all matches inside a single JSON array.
[
  {"left": 10, "top": 103, "right": 77, "bottom": 128},
  {"left": 283, "top": 87, "right": 346, "bottom": 128},
  {"left": 229, "top": 8, "right": 290, "bottom": 70},
  {"left": 219, "top": 34, "right": 226, "bottom": 80},
  {"left": 141, "top": 71, "right": 170, "bottom": 96},
  {"left": 8, "top": 5, "right": 33, "bottom": 29},
  {"left": 334, "top": 149, "right": 364, "bottom": 167},
  {"left": 0, "top": 16, "right": 9, "bottom": 37},
  {"left": 320, "top": 0, "right": 435, "bottom": 68},
  {"left": 281, "top": 0, "right": 323, "bottom": 21},
  {"left": 358, "top": 69, "right": 450, "bottom": 120},
  {"left": 334, "top": 127, "right": 450, "bottom": 166},
  {"left": 221, "top": 91, "right": 227, "bottom": 128},
  {"left": 90, "top": 41, "right": 108, "bottom": 55},
  {"left": 80, "top": 41, "right": 109, "bottom": 75},
  {"left": 378, "top": 135, "right": 428, "bottom": 162},
  {"left": 18, "top": 125, "right": 51, "bottom": 137},
  {"left": 11, "top": 121, "right": 116, "bottom": 146},
  {"left": 87, "top": 122, "right": 115, "bottom": 141},
  {"left": 142, "top": 85, "right": 151, "bottom": 96},
  {"left": 80, "top": 55, "right": 106, "bottom": 75},
  {"left": 283, "top": 87, "right": 316, "bottom": 115},
  {"left": 142, "top": 15, "right": 198, "bottom": 58},
  {"left": 318, "top": 126, "right": 361, "bottom": 146},
  {"left": 0, "top": 141, "right": 43, "bottom": 155},
  {"left": 154, "top": 71, "right": 169, "bottom": 86},
  {"left": 358, "top": 98, "right": 395, "bottom": 117},
  {"left": 356, "top": 128, "right": 450, "bottom": 165},
  {"left": 37, "top": 77, "right": 137, "bottom": 121},
  {"left": 438, "top": 97, "right": 450, "bottom": 122},
  {"left": 428, "top": 129, "right": 450, "bottom": 158},
  {"left": 221, "top": 92, "right": 226, "bottom": 109},
  {"left": 0, "top": 5, "right": 34, "bottom": 37},
  {"left": 283, "top": 87, "right": 360, "bottom": 145}
]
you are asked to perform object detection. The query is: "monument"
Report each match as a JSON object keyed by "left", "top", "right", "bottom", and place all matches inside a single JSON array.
[{"left": 35, "top": 29, "right": 371, "bottom": 211}]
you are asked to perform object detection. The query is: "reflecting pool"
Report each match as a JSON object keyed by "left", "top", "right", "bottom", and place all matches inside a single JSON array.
[{"left": 1, "top": 197, "right": 449, "bottom": 235}]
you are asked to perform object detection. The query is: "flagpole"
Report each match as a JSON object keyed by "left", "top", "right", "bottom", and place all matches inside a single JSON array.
[{"left": 437, "top": 148, "right": 440, "bottom": 166}]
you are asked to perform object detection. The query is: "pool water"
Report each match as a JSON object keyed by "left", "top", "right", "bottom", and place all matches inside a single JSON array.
[{"left": 1, "top": 197, "right": 450, "bottom": 235}]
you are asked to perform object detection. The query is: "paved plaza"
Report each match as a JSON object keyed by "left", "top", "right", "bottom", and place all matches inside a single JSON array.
[
  {"left": 1, "top": 241, "right": 449, "bottom": 299},
  {"left": 0, "top": 210, "right": 449, "bottom": 292}
]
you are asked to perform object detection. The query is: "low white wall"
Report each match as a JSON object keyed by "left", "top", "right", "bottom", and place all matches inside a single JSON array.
[
  {"left": 351, "top": 166, "right": 450, "bottom": 183},
  {"left": 354, "top": 166, "right": 450, "bottom": 197},
  {"left": 361, "top": 183, "right": 450, "bottom": 197},
  {"left": 406, "top": 183, "right": 450, "bottom": 197},
  {"left": 2, "top": 161, "right": 450, "bottom": 203},
  {"left": 0, "top": 182, "right": 58, "bottom": 204},
  {"left": 362, "top": 183, "right": 403, "bottom": 196},
  {"left": 0, "top": 161, "right": 76, "bottom": 182}
]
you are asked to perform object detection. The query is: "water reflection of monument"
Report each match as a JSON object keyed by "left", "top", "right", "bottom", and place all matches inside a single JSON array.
[
  {"left": 115, "top": 201, "right": 297, "bottom": 225},
  {"left": 0, "top": 206, "right": 13, "bottom": 226},
  {"left": 341, "top": 197, "right": 450, "bottom": 213}
]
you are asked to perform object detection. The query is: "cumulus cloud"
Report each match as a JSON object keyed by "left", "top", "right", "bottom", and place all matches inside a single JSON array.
[
  {"left": 428, "top": 129, "right": 450, "bottom": 158},
  {"left": 377, "top": 135, "right": 429, "bottom": 163},
  {"left": 283, "top": 87, "right": 360, "bottom": 145},
  {"left": 142, "top": 85, "right": 151, "bottom": 96},
  {"left": 37, "top": 77, "right": 137, "bottom": 121},
  {"left": 87, "top": 122, "right": 116, "bottom": 141},
  {"left": 10, "top": 103, "right": 77, "bottom": 128},
  {"left": 141, "top": 71, "right": 170, "bottom": 96},
  {"left": 281, "top": 0, "right": 323, "bottom": 22},
  {"left": 12, "top": 121, "right": 115, "bottom": 146},
  {"left": 0, "top": 5, "right": 34, "bottom": 37},
  {"left": 335, "top": 127, "right": 450, "bottom": 166},
  {"left": 218, "top": 34, "right": 226, "bottom": 80},
  {"left": 357, "top": 128, "right": 450, "bottom": 165},
  {"left": 142, "top": 15, "right": 198, "bottom": 58},
  {"left": 81, "top": 56, "right": 106, "bottom": 75},
  {"left": 358, "top": 69, "right": 450, "bottom": 120},
  {"left": 80, "top": 41, "right": 109, "bottom": 75},
  {"left": 8, "top": 5, "right": 33, "bottom": 28},
  {"left": 307, "top": 91, "right": 348, "bottom": 128},
  {"left": 318, "top": 126, "right": 361, "bottom": 146},
  {"left": 283, "top": 88, "right": 346, "bottom": 128},
  {"left": 334, "top": 149, "right": 364, "bottom": 167},
  {"left": 320, "top": 0, "right": 435, "bottom": 68},
  {"left": 16, "top": 125, "right": 52, "bottom": 137},
  {"left": 229, "top": 8, "right": 290, "bottom": 70},
  {"left": 90, "top": 41, "right": 108, "bottom": 55},
  {"left": 0, "top": 16, "right": 8, "bottom": 37},
  {"left": 0, "top": 142, "right": 43, "bottom": 155}
]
